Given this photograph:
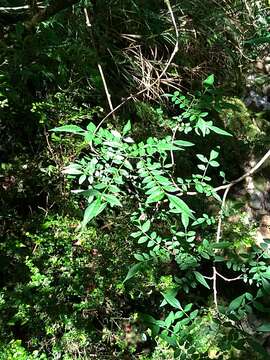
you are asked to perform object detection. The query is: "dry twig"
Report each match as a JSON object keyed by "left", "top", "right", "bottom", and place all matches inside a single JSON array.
[
  {"left": 212, "top": 148, "right": 270, "bottom": 309},
  {"left": 84, "top": 8, "right": 115, "bottom": 119},
  {"left": 94, "top": 0, "right": 179, "bottom": 133}
]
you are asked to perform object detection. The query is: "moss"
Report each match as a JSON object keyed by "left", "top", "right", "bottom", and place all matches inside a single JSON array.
[{"left": 220, "top": 97, "right": 262, "bottom": 141}]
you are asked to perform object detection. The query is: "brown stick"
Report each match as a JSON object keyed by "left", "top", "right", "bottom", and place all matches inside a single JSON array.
[
  {"left": 83, "top": 7, "right": 115, "bottom": 119},
  {"left": 97, "top": 63, "right": 115, "bottom": 119}
]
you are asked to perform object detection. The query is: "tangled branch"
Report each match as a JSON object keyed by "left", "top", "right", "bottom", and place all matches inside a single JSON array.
[{"left": 212, "top": 148, "right": 270, "bottom": 309}]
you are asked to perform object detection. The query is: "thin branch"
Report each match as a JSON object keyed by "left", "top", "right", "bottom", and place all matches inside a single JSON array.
[
  {"left": 97, "top": 63, "right": 115, "bottom": 120},
  {"left": 0, "top": 3, "right": 44, "bottom": 24},
  {"left": 214, "top": 149, "right": 270, "bottom": 193},
  {"left": 0, "top": 3, "right": 44, "bottom": 11},
  {"left": 212, "top": 186, "right": 230, "bottom": 309},
  {"left": 0, "top": 5, "right": 30, "bottom": 11},
  {"left": 213, "top": 269, "right": 242, "bottom": 309},
  {"left": 84, "top": 7, "right": 115, "bottom": 119},
  {"left": 243, "top": 0, "right": 252, "bottom": 17},
  {"left": 216, "top": 271, "right": 242, "bottom": 282},
  {"left": 211, "top": 149, "right": 270, "bottom": 310},
  {"left": 182, "top": 149, "right": 270, "bottom": 197},
  {"left": 216, "top": 186, "right": 231, "bottom": 244},
  {"left": 83, "top": 7, "right": 91, "bottom": 27},
  {"left": 213, "top": 266, "right": 218, "bottom": 308},
  {"left": 170, "top": 124, "right": 180, "bottom": 167},
  {"left": 44, "top": 127, "right": 59, "bottom": 166},
  {"left": 203, "top": 275, "right": 214, "bottom": 280}
]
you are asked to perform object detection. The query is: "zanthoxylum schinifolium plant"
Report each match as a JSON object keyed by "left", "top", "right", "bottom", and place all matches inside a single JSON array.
[{"left": 53, "top": 75, "right": 259, "bottom": 351}]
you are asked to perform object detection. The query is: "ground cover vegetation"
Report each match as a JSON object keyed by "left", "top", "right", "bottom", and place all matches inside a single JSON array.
[{"left": 1, "top": 0, "right": 270, "bottom": 359}]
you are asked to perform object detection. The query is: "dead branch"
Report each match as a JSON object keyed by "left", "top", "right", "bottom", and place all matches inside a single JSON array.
[{"left": 215, "top": 149, "right": 270, "bottom": 193}]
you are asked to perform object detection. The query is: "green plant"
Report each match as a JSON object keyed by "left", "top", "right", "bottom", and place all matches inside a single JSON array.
[
  {"left": 53, "top": 76, "right": 262, "bottom": 356},
  {"left": 0, "top": 213, "right": 142, "bottom": 358},
  {"left": 1, "top": 1, "right": 269, "bottom": 358},
  {"left": 0, "top": 340, "right": 47, "bottom": 360}
]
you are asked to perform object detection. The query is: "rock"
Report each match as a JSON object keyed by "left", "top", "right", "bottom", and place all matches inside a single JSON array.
[
  {"left": 256, "top": 60, "right": 264, "bottom": 71},
  {"left": 255, "top": 215, "right": 270, "bottom": 249},
  {"left": 249, "top": 192, "right": 264, "bottom": 210}
]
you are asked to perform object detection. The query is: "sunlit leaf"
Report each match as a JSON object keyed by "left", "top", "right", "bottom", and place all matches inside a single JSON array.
[
  {"left": 51, "top": 125, "right": 85, "bottom": 134},
  {"left": 86, "top": 122, "right": 96, "bottom": 132},
  {"left": 134, "top": 253, "right": 145, "bottom": 261},
  {"left": 146, "top": 190, "right": 165, "bottom": 204},
  {"left": 210, "top": 150, "right": 219, "bottom": 160},
  {"left": 209, "top": 160, "right": 219, "bottom": 167},
  {"left": 257, "top": 323, "right": 270, "bottom": 332},
  {"left": 161, "top": 289, "right": 181, "bottom": 309},
  {"left": 174, "top": 140, "right": 194, "bottom": 147},
  {"left": 203, "top": 74, "right": 214, "bottom": 86},
  {"left": 141, "top": 220, "right": 151, "bottom": 232},
  {"left": 208, "top": 125, "right": 232, "bottom": 136},
  {"left": 102, "top": 193, "right": 122, "bottom": 207},
  {"left": 197, "top": 164, "right": 206, "bottom": 171},
  {"left": 194, "top": 271, "right": 210, "bottom": 289},
  {"left": 123, "top": 120, "right": 132, "bottom": 135},
  {"left": 138, "top": 236, "right": 148, "bottom": 244},
  {"left": 123, "top": 263, "right": 142, "bottom": 283},
  {"left": 181, "top": 213, "right": 189, "bottom": 229},
  {"left": 111, "top": 130, "right": 121, "bottom": 138},
  {"left": 196, "top": 154, "right": 208, "bottom": 163},
  {"left": 81, "top": 197, "right": 107, "bottom": 227},
  {"left": 167, "top": 194, "right": 195, "bottom": 219},
  {"left": 228, "top": 294, "right": 245, "bottom": 311}
]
